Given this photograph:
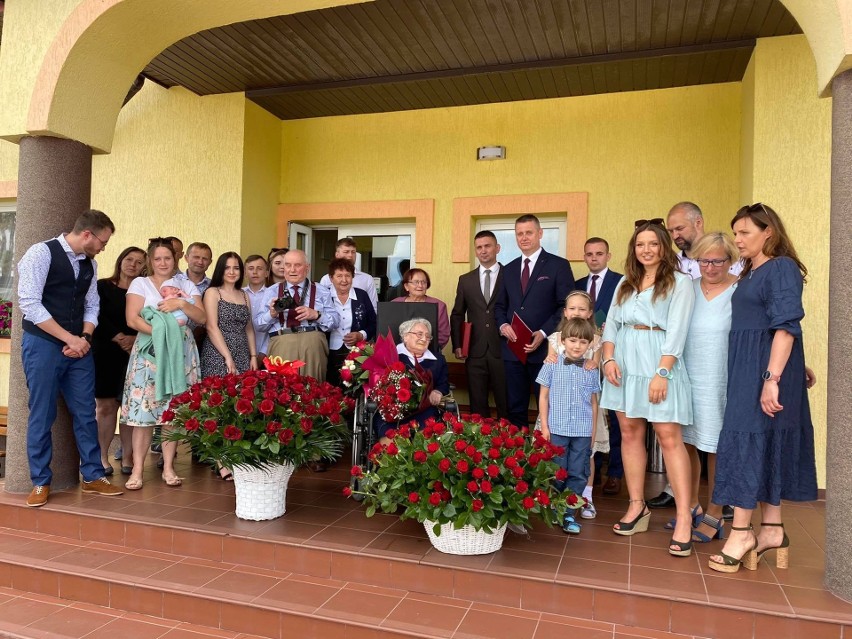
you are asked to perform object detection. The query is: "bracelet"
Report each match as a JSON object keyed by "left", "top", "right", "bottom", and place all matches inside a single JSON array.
[{"left": 601, "top": 358, "right": 615, "bottom": 368}]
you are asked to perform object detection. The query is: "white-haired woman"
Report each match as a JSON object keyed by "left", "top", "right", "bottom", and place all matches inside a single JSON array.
[{"left": 376, "top": 317, "right": 450, "bottom": 444}]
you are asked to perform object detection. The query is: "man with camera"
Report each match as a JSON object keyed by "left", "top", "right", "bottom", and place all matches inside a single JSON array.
[{"left": 254, "top": 249, "right": 339, "bottom": 382}]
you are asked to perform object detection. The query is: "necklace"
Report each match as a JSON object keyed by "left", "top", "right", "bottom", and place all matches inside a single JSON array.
[{"left": 702, "top": 279, "right": 731, "bottom": 296}]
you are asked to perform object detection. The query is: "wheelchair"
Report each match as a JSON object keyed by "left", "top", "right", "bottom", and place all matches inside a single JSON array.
[{"left": 348, "top": 301, "right": 459, "bottom": 498}]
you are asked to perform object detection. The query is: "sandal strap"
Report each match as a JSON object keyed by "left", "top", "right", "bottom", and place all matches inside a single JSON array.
[
  {"left": 730, "top": 525, "right": 753, "bottom": 532},
  {"left": 701, "top": 514, "right": 722, "bottom": 529},
  {"left": 760, "top": 522, "right": 785, "bottom": 527}
]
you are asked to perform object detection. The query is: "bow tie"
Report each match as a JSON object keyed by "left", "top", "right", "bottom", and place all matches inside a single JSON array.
[{"left": 563, "top": 358, "right": 586, "bottom": 368}]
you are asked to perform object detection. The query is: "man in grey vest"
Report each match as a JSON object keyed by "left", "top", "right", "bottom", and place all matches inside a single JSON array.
[{"left": 17, "top": 209, "right": 124, "bottom": 507}]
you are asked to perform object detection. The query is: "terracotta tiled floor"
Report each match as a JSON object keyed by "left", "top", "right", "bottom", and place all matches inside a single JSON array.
[{"left": 0, "top": 450, "right": 850, "bottom": 638}]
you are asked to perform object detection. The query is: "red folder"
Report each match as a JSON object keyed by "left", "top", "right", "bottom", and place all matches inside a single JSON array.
[
  {"left": 508, "top": 313, "right": 534, "bottom": 364},
  {"left": 460, "top": 322, "right": 472, "bottom": 357}
]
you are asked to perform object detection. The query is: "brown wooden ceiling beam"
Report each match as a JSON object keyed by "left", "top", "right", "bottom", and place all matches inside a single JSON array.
[{"left": 246, "top": 38, "right": 755, "bottom": 97}]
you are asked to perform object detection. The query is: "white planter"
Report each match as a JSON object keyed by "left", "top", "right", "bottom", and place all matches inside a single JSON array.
[
  {"left": 232, "top": 462, "right": 296, "bottom": 521},
  {"left": 423, "top": 519, "right": 508, "bottom": 555}
]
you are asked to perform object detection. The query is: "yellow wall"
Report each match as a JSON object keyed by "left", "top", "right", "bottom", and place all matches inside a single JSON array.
[
  {"left": 741, "top": 35, "right": 832, "bottom": 486},
  {"left": 241, "top": 101, "right": 283, "bottom": 259},
  {"left": 92, "top": 83, "right": 246, "bottom": 270},
  {"left": 280, "top": 83, "right": 743, "bottom": 309}
]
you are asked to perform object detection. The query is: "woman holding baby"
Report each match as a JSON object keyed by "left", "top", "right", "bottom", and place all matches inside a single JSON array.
[{"left": 120, "top": 238, "right": 206, "bottom": 489}]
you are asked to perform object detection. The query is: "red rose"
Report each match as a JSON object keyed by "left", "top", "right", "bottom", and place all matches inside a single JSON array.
[
  {"left": 427, "top": 442, "right": 440, "bottom": 454},
  {"left": 472, "top": 452, "right": 483, "bottom": 463},
  {"left": 480, "top": 480, "right": 492, "bottom": 494},
  {"left": 184, "top": 417, "right": 200, "bottom": 432},
  {"left": 472, "top": 467, "right": 484, "bottom": 479},
  {"left": 454, "top": 440, "right": 466, "bottom": 452},
  {"left": 225, "top": 386, "right": 238, "bottom": 397},
  {"left": 555, "top": 468, "right": 568, "bottom": 481},
  {"left": 471, "top": 499, "right": 484, "bottom": 512},
  {"left": 387, "top": 443, "right": 399, "bottom": 455},
  {"left": 188, "top": 399, "right": 201, "bottom": 411},
  {"left": 385, "top": 429, "right": 397, "bottom": 440},
  {"left": 161, "top": 409, "right": 175, "bottom": 423},
  {"left": 487, "top": 464, "right": 499, "bottom": 477},
  {"left": 203, "top": 419, "right": 217, "bottom": 433},
  {"left": 504, "top": 457, "right": 518, "bottom": 468},
  {"left": 397, "top": 388, "right": 411, "bottom": 402},
  {"left": 266, "top": 421, "right": 281, "bottom": 435},
  {"left": 438, "top": 458, "right": 451, "bottom": 473},
  {"left": 277, "top": 391, "right": 291, "bottom": 404},
  {"left": 235, "top": 399, "right": 253, "bottom": 415},
  {"left": 351, "top": 465, "right": 363, "bottom": 477},
  {"left": 567, "top": 493, "right": 579, "bottom": 506},
  {"left": 433, "top": 481, "right": 444, "bottom": 491},
  {"left": 223, "top": 424, "right": 243, "bottom": 441},
  {"left": 464, "top": 445, "right": 476, "bottom": 457},
  {"left": 408, "top": 492, "right": 420, "bottom": 503},
  {"left": 413, "top": 450, "right": 427, "bottom": 463},
  {"left": 257, "top": 399, "right": 274, "bottom": 415},
  {"left": 278, "top": 428, "right": 294, "bottom": 444},
  {"left": 340, "top": 368, "right": 353, "bottom": 382},
  {"left": 342, "top": 486, "right": 353, "bottom": 497},
  {"left": 512, "top": 466, "right": 525, "bottom": 478},
  {"left": 488, "top": 448, "right": 500, "bottom": 460},
  {"left": 522, "top": 496, "right": 535, "bottom": 509},
  {"left": 480, "top": 424, "right": 492, "bottom": 435},
  {"left": 466, "top": 480, "right": 479, "bottom": 493},
  {"left": 515, "top": 480, "right": 529, "bottom": 493},
  {"left": 429, "top": 492, "right": 442, "bottom": 506},
  {"left": 432, "top": 422, "right": 446, "bottom": 435},
  {"left": 456, "top": 460, "right": 469, "bottom": 473},
  {"left": 503, "top": 438, "right": 516, "bottom": 449},
  {"left": 300, "top": 417, "right": 313, "bottom": 434},
  {"left": 242, "top": 375, "right": 259, "bottom": 388},
  {"left": 452, "top": 422, "right": 464, "bottom": 434},
  {"left": 240, "top": 387, "right": 255, "bottom": 400}
]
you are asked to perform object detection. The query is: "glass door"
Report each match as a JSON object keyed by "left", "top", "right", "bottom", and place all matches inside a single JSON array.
[{"left": 337, "top": 223, "right": 415, "bottom": 301}]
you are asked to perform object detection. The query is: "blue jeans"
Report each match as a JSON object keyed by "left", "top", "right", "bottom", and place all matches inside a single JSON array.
[
  {"left": 551, "top": 434, "right": 591, "bottom": 495},
  {"left": 22, "top": 332, "right": 104, "bottom": 486}
]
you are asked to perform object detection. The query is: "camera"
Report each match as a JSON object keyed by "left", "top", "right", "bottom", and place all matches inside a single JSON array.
[{"left": 273, "top": 290, "right": 295, "bottom": 312}]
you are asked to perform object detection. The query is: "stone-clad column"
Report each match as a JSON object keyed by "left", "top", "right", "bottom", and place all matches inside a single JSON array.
[
  {"left": 5, "top": 136, "right": 92, "bottom": 493},
  {"left": 826, "top": 70, "right": 852, "bottom": 602}
]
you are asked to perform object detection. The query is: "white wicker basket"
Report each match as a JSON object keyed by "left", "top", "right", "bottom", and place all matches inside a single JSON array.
[
  {"left": 232, "top": 462, "right": 296, "bottom": 521},
  {"left": 423, "top": 519, "right": 508, "bottom": 555}
]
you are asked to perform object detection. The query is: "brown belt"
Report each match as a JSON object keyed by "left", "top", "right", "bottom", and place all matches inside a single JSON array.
[{"left": 631, "top": 325, "right": 665, "bottom": 331}]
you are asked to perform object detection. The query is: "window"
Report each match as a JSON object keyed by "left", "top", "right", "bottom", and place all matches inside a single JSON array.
[
  {"left": 474, "top": 216, "right": 566, "bottom": 266},
  {"left": 0, "top": 205, "right": 15, "bottom": 301}
]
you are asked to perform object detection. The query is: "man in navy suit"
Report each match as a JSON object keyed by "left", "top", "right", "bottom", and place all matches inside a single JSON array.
[
  {"left": 576, "top": 237, "right": 625, "bottom": 495},
  {"left": 495, "top": 215, "right": 573, "bottom": 427}
]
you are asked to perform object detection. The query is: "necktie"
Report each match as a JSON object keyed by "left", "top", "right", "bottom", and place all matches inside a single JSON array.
[
  {"left": 521, "top": 258, "right": 530, "bottom": 294},
  {"left": 286, "top": 284, "right": 302, "bottom": 328},
  {"left": 483, "top": 268, "right": 492, "bottom": 303},
  {"left": 589, "top": 274, "right": 599, "bottom": 306}
]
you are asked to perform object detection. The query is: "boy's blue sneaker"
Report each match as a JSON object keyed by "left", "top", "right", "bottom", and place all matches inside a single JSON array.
[{"left": 562, "top": 513, "right": 581, "bottom": 535}]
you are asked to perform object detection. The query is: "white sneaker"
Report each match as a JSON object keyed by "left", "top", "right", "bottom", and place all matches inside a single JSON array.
[{"left": 581, "top": 500, "right": 597, "bottom": 519}]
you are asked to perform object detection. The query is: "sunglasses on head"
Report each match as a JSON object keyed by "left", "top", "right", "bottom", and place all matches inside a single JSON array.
[
  {"left": 634, "top": 218, "right": 665, "bottom": 229},
  {"left": 148, "top": 237, "right": 173, "bottom": 246}
]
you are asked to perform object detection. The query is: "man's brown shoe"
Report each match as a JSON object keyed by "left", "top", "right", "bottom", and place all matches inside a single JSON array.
[
  {"left": 602, "top": 476, "right": 622, "bottom": 495},
  {"left": 26, "top": 485, "right": 50, "bottom": 507},
  {"left": 81, "top": 477, "right": 124, "bottom": 496}
]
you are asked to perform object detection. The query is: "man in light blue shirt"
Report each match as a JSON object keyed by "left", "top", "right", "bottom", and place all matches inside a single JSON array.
[{"left": 17, "top": 209, "right": 124, "bottom": 507}]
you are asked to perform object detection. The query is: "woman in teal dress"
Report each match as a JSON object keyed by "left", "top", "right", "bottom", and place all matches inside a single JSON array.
[
  {"left": 600, "top": 219, "right": 695, "bottom": 557},
  {"left": 709, "top": 204, "right": 817, "bottom": 573}
]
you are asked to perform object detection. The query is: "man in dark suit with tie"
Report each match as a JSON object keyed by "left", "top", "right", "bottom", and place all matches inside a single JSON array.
[
  {"left": 576, "top": 237, "right": 625, "bottom": 495},
  {"left": 495, "top": 215, "right": 573, "bottom": 427},
  {"left": 450, "top": 230, "right": 508, "bottom": 419}
]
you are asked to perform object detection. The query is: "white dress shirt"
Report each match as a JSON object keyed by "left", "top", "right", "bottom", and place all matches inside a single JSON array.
[
  {"left": 320, "top": 268, "right": 378, "bottom": 311},
  {"left": 243, "top": 284, "right": 269, "bottom": 355},
  {"left": 586, "top": 267, "right": 609, "bottom": 293}
]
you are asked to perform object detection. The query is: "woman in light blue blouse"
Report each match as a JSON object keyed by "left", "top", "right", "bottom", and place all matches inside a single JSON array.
[{"left": 600, "top": 219, "right": 695, "bottom": 557}]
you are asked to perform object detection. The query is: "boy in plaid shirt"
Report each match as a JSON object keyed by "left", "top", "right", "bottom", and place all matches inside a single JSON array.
[{"left": 536, "top": 318, "right": 600, "bottom": 534}]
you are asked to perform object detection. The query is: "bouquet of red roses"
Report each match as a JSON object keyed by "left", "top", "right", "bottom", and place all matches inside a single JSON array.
[
  {"left": 339, "top": 340, "right": 374, "bottom": 396},
  {"left": 368, "top": 361, "right": 433, "bottom": 422}
]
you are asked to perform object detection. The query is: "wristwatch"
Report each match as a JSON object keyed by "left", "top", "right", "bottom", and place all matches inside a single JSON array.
[
  {"left": 315, "top": 310, "right": 322, "bottom": 322},
  {"left": 657, "top": 367, "right": 673, "bottom": 380},
  {"left": 81, "top": 332, "right": 92, "bottom": 344},
  {"left": 762, "top": 370, "right": 781, "bottom": 383}
]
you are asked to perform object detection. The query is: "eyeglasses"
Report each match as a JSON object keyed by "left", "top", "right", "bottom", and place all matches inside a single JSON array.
[
  {"left": 634, "top": 218, "right": 665, "bottom": 229},
  {"left": 407, "top": 280, "right": 428, "bottom": 286},
  {"left": 91, "top": 230, "right": 110, "bottom": 247},
  {"left": 696, "top": 258, "right": 731, "bottom": 267},
  {"left": 406, "top": 331, "right": 430, "bottom": 341}
]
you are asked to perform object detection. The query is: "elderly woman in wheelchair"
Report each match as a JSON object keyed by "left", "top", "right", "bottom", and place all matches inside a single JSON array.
[{"left": 375, "top": 317, "right": 450, "bottom": 445}]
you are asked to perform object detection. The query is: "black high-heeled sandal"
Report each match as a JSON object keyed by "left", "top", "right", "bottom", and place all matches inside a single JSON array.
[
  {"left": 613, "top": 500, "right": 651, "bottom": 536},
  {"left": 708, "top": 525, "right": 758, "bottom": 573},
  {"left": 757, "top": 522, "right": 790, "bottom": 568},
  {"left": 669, "top": 537, "right": 693, "bottom": 557}
]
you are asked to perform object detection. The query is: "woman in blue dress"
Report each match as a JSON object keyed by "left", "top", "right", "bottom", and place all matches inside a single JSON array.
[
  {"left": 709, "top": 204, "right": 817, "bottom": 573},
  {"left": 600, "top": 220, "right": 696, "bottom": 557}
]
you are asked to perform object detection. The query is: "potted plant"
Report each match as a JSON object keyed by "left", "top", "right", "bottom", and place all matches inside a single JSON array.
[
  {"left": 0, "top": 299, "right": 11, "bottom": 338},
  {"left": 167, "top": 357, "right": 353, "bottom": 520},
  {"left": 346, "top": 413, "right": 583, "bottom": 555}
]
